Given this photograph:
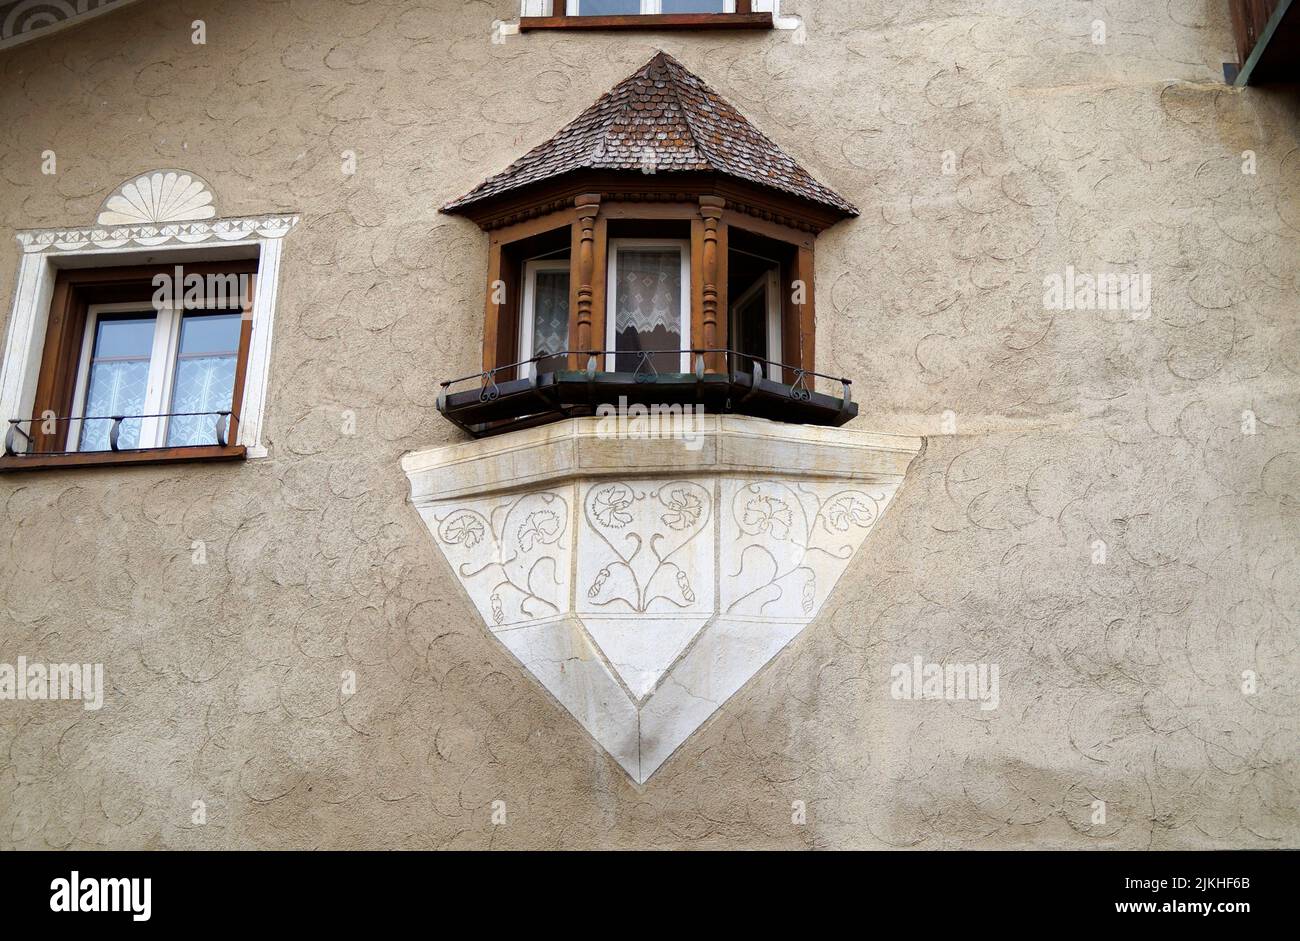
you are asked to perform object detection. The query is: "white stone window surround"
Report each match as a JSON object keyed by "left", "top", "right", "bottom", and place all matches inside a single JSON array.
[{"left": 0, "top": 176, "right": 297, "bottom": 461}]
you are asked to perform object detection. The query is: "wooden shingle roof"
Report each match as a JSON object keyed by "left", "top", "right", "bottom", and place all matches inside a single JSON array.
[{"left": 443, "top": 51, "right": 857, "bottom": 218}]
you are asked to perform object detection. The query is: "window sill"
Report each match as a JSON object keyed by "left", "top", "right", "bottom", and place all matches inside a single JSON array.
[
  {"left": 0, "top": 444, "right": 246, "bottom": 473},
  {"left": 519, "top": 12, "right": 773, "bottom": 31}
]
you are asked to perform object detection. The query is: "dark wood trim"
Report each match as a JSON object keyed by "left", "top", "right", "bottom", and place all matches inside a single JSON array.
[
  {"left": 781, "top": 244, "right": 815, "bottom": 381},
  {"left": 736, "top": 0, "right": 752, "bottom": 12},
  {"left": 520, "top": 12, "right": 773, "bottom": 31},
  {"left": 0, "top": 444, "right": 246, "bottom": 473},
  {"left": 572, "top": 194, "right": 601, "bottom": 369},
  {"left": 447, "top": 172, "right": 850, "bottom": 236},
  {"left": 1230, "top": 0, "right": 1299, "bottom": 85},
  {"left": 227, "top": 271, "right": 258, "bottom": 448}
]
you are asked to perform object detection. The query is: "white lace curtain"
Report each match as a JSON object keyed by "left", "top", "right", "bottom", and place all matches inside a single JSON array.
[{"left": 614, "top": 249, "right": 680, "bottom": 338}]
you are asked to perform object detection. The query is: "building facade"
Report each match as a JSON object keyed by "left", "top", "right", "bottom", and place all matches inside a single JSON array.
[{"left": 0, "top": 0, "right": 1297, "bottom": 849}]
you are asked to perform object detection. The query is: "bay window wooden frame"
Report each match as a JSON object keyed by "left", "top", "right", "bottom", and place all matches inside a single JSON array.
[
  {"left": 478, "top": 191, "right": 817, "bottom": 382},
  {"left": 605, "top": 237, "right": 692, "bottom": 373},
  {"left": 519, "top": 257, "right": 572, "bottom": 375}
]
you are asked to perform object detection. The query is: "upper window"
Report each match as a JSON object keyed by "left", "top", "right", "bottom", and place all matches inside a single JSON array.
[
  {"left": 520, "top": 0, "right": 773, "bottom": 30},
  {"left": 574, "top": 1, "right": 732, "bottom": 13}
]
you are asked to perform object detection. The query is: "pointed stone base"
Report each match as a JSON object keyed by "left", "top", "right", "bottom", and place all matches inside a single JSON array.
[{"left": 403, "top": 416, "right": 922, "bottom": 783}]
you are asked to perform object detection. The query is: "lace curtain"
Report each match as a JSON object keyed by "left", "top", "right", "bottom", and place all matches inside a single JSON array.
[
  {"left": 80, "top": 360, "right": 149, "bottom": 450},
  {"left": 166, "top": 313, "right": 241, "bottom": 447},
  {"left": 78, "top": 315, "right": 155, "bottom": 451},
  {"left": 614, "top": 249, "right": 681, "bottom": 340},
  {"left": 531, "top": 271, "right": 569, "bottom": 361}
]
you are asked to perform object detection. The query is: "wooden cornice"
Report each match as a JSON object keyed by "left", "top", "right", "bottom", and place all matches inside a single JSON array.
[{"left": 446, "top": 171, "right": 850, "bottom": 236}]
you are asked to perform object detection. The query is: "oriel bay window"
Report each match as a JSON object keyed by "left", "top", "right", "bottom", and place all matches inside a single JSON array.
[{"left": 438, "top": 52, "right": 858, "bottom": 436}]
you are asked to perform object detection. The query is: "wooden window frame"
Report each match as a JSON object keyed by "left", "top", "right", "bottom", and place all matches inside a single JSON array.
[
  {"left": 520, "top": 0, "right": 772, "bottom": 31},
  {"left": 478, "top": 197, "right": 817, "bottom": 383},
  {"left": 1, "top": 260, "right": 257, "bottom": 472},
  {"left": 519, "top": 257, "right": 572, "bottom": 376},
  {"left": 729, "top": 267, "right": 782, "bottom": 374},
  {"left": 605, "top": 237, "right": 692, "bottom": 373}
]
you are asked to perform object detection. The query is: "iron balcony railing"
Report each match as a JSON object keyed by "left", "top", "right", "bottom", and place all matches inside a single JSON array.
[
  {"left": 437, "top": 347, "right": 856, "bottom": 437},
  {"left": 5, "top": 410, "right": 237, "bottom": 458}
]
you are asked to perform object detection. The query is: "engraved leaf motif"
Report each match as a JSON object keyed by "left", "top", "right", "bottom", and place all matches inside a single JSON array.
[
  {"left": 490, "top": 593, "right": 504, "bottom": 625},
  {"left": 661, "top": 488, "right": 702, "bottom": 530},
  {"left": 443, "top": 514, "right": 484, "bottom": 548},
  {"left": 743, "top": 496, "right": 793, "bottom": 540},
  {"left": 592, "top": 485, "right": 633, "bottom": 528},
  {"left": 518, "top": 509, "right": 561, "bottom": 551},
  {"left": 824, "top": 495, "right": 874, "bottom": 532}
]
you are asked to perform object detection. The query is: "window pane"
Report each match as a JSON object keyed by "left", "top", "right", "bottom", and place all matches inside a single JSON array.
[
  {"left": 531, "top": 270, "right": 570, "bottom": 374},
  {"left": 576, "top": 0, "right": 640, "bottom": 14},
  {"left": 79, "top": 314, "right": 155, "bottom": 451},
  {"left": 166, "top": 311, "right": 242, "bottom": 447},
  {"left": 735, "top": 288, "right": 770, "bottom": 375},
  {"left": 614, "top": 248, "right": 681, "bottom": 373},
  {"left": 661, "top": 0, "right": 726, "bottom": 12}
]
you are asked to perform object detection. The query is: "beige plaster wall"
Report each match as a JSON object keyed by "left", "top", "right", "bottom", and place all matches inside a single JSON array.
[{"left": 0, "top": 0, "right": 1296, "bottom": 848}]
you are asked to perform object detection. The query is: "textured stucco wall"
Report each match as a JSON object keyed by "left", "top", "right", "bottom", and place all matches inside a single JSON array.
[{"left": 0, "top": 0, "right": 1297, "bottom": 849}]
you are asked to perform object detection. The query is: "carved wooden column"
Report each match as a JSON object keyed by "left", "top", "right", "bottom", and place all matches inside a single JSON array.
[
  {"left": 570, "top": 194, "right": 602, "bottom": 369},
  {"left": 698, "top": 196, "right": 725, "bottom": 372}
]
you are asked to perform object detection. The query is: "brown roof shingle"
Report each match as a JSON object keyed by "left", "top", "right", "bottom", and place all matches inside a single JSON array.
[{"left": 442, "top": 51, "right": 858, "bottom": 217}]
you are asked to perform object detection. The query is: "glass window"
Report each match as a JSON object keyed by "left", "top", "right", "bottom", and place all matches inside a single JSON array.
[
  {"left": 166, "top": 311, "right": 242, "bottom": 446},
  {"left": 608, "top": 241, "right": 688, "bottom": 374},
  {"left": 728, "top": 268, "right": 781, "bottom": 379},
  {"left": 72, "top": 297, "right": 246, "bottom": 453},
  {"left": 572, "top": 1, "right": 732, "bottom": 13},
  {"left": 78, "top": 313, "right": 156, "bottom": 451},
  {"left": 521, "top": 260, "right": 570, "bottom": 375},
  {"left": 575, "top": 0, "right": 641, "bottom": 14},
  {"left": 660, "top": 0, "right": 727, "bottom": 12}
]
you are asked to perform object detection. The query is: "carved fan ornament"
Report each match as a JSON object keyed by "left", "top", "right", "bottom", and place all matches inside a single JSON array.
[
  {"left": 97, "top": 171, "right": 217, "bottom": 226},
  {"left": 403, "top": 418, "right": 923, "bottom": 783}
]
